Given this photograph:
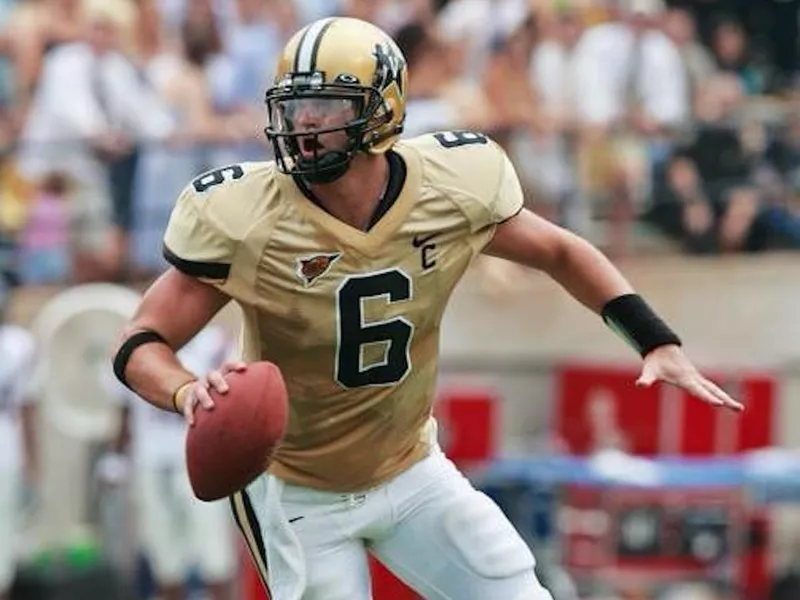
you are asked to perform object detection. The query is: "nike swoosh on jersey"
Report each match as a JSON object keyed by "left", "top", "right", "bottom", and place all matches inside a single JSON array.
[{"left": 412, "top": 233, "right": 439, "bottom": 248}]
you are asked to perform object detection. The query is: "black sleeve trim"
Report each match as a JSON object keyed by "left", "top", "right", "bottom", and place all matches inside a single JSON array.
[
  {"left": 163, "top": 244, "right": 231, "bottom": 280},
  {"left": 496, "top": 204, "right": 524, "bottom": 225}
]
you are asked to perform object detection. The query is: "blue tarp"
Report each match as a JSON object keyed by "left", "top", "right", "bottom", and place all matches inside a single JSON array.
[{"left": 476, "top": 449, "right": 800, "bottom": 504}]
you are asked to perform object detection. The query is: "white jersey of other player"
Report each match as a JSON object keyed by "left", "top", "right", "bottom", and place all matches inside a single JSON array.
[
  {"left": 130, "top": 325, "right": 237, "bottom": 587},
  {"left": 129, "top": 325, "right": 231, "bottom": 468},
  {"left": 0, "top": 323, "right": 35, "bottom": 592},
  {"left": 0, "top": 324, "right": 35, "bottom": 470}
]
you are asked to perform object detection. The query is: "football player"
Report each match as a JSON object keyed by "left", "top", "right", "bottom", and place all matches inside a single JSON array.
[
  {"left": 113, "top": 17, "right": 743, "bottom": 600},
  {"left": 0, "top": 269, "right": 37, "bottom": 600},
  {"left": 113, "top": 325, "right": 237, "bottom": 600}
]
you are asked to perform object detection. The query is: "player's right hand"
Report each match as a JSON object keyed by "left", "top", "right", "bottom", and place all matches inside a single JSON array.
[{"left": 177, "top": 361, "right": 248, "bottom": 426}]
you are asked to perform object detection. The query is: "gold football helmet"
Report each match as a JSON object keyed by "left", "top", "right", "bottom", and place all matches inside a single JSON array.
[{"left": 264, "top": 17, "right": 408, "bottom": 183}]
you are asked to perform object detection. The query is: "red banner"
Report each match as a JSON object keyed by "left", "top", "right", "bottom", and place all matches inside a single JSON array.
[{"left": 555, "top": 364, "right": 776, "bottom": 457}]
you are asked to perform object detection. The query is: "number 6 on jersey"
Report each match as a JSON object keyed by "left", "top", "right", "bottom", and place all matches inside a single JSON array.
[{"left": 335, "top": 269, "right": 414, "bottom": 388}]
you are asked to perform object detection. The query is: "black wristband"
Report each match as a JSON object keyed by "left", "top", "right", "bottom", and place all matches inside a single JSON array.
[
  {"left": 601, "top": 294, "right": 681, "bottom": 357},
  {"left": 113, "top": 329, "right": 169, "bottom": 389}
]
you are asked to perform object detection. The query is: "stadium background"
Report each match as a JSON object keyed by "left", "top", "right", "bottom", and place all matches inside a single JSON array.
[{"left": 3, "top": 0, "right": 800, "bottom": 599}]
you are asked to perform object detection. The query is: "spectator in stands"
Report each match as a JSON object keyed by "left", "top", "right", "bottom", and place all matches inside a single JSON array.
[
  {"left": 526, "top": 3, "right": 584, "bottom": 228},
  {"left": 709, "top": 17, "right": 766, "bottom": 96},
  {"left": 572, "top": 0, "right": 689, "bottom": 135},
  {"left": 645, "top": 73, "right": 800, "bottom": 254},
  {"left": 437, "top": 0, "right": 530, "bottom": 84},
  {"left": 662, "top": 6, "right": 719, "bottom": 112},
  {"left": 131, "top": 1, "right": 248, "bottom": 277},
  {"left": 482, "top": 12, "right": 538, "bottom": 144},
  {"left": 17, "top": 173, "right": 71, "bottom": 283},
  {"left": 649, "top": 156, "right": 718, "bottom": 254},
  {"left": 133, "top": 0, "right": 170, "bottom": 69},
  {"left": 646, "top": 74, "right": 762, "bottom": 254},
  {"left": 1, "top": 0, "right": 87, "bottom": 120},
  {"left": 678, "top": 74, "right": 749, "bottom": 199},
  {"left": 223, "top": 0, "right": 292, "bottom": 109},
  {"left": 17, "top": 0, "right": 174, "bottom": 283},
  {"left": 397, "top": 21, "right": 493, "bottom": 138},
  {"left": 571, "top": 0, "right": 689, "bottom": 253},
  {"left": 211, "top": 0, "right": 294, "bottom": 165}
]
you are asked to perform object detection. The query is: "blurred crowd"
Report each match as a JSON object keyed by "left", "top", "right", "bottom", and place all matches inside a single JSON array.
[
  {"left": 0, "top": 0, "right": 797, "bottom": 284},
  {"left": 2, "top": 3, "right": 800, "bottom": 600}
]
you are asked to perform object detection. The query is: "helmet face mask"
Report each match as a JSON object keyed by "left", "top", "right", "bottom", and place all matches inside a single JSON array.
[
  {"left": 265, "top": 79, "right": 391, "bottom": 184},
  {"left": 264, "top": 18, "right": 408, "bottom": 184}
]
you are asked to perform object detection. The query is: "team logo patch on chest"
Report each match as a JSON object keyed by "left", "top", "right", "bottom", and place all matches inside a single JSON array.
[{"left": 295, "top": 252, "right": 341, "bottom": 287}]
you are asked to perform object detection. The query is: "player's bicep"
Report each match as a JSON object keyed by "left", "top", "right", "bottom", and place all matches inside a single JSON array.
[
  {"left": 127, "top": 268, "right": 230, "bottom": 351},
  {"left": 483, "top": 208, "right": 575, "bottom": 271}
]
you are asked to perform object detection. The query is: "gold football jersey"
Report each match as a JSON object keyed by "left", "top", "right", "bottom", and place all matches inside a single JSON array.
[{"left": 163, "top": 132, "right": 524, "bottom": 491}]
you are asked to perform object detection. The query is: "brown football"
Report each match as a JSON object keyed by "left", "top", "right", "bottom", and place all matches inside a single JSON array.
[{"left": 186, "top": 361, "right": 288, "bottom": 501}]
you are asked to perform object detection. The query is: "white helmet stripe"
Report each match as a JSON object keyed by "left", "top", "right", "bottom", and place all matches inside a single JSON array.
[{"left": 295, "top": 17, "right": 336, "bottom": 73}]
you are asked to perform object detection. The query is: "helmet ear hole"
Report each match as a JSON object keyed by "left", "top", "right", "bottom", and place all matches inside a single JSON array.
[{"left": 366, "top": 93, "right": 402, "bottom": 154}]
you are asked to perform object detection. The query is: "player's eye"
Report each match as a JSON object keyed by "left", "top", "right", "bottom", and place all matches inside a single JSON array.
[{"left": 273, "top": 98, "right": 360, "bottom": 130}]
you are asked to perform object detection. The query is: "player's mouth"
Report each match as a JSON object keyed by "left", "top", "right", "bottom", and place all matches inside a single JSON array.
[{"left": 300, "top": 136, "right": 324, "bottom": 158}]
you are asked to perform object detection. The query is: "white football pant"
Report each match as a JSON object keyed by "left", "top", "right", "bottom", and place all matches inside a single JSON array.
[{"left": 232, "top": 445, "right": 553, "bottom": 600}]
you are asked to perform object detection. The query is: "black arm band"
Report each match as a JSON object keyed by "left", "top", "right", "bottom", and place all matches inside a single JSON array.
[
  {"left": 601, "top": 294, "right": 682, "bottom": 358},
  {"left": 113, "top": 329, "right": 169, "bottom": 389}
]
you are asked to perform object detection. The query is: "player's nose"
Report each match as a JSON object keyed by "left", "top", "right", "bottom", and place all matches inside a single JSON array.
[{"left": 293, "top": 108, "right": 320, "bottom": 132}]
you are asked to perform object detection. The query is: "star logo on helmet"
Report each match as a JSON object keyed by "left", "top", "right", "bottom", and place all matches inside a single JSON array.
[{"left": 372, "top": 42, "right": 404, "bottom": 94}]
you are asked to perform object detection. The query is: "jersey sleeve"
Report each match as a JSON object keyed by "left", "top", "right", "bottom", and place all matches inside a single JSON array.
[
  {"left": 433, "top": 135, "right": 524, "bottom": 237},
  {"left": 162, "top": 183, "right": 238, "bottom": 285},
  {"left": 456, "top": 139, "right": 524, "bottom": 252},
  {"left": 490, "top": 146, "right": 525, "bottom": 225},
  {"left": 412, "top": 133, "right": 525, "bottom": 235}
]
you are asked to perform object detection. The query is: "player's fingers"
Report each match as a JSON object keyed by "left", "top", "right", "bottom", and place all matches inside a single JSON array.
[
  {"left": 702, "top": 378, "right": 744, "bottom": 412},
  {"left": 636, "top": 373, "right": 656, "bottom": 388},
  {"left": 195, "top": 385, "right": 216, "bottom": 411},
  {"left": 683, "top": 377, "right": 723, "bottom": 407},
  {"left": 635, "top": 364, "right": 658, "bottom": 388},
  {"left": 207, "top": 370, "right": 229, "bottom": 394},
  {"left": 183, "top": 391, "right": 197, "bottom": 426}
]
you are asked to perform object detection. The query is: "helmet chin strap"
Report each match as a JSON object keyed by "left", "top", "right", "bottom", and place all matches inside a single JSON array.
[
  {"left": 298, "top": 149, "right": 353, "bottom": 185},
  {"left": 299, "top": 152, "right": 350, "bottom": 184}
]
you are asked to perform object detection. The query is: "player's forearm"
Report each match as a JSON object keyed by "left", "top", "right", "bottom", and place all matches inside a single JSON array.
[
  {"left": 549, "top": 234, "right": 681, "bottom": 356},
  {"left": 113, "top": 269, "right": 229, "bottom": 412},
  {"left": 122, "top": 340, "right": 197, "bottom": 413},
  {"left": 546, "top": 233, "right": 634, "bottom": 314}
]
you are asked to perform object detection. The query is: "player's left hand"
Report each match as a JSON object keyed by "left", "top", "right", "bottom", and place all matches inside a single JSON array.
[{"left": 636, "top": 344, "right": 744, "bottom": 412}]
